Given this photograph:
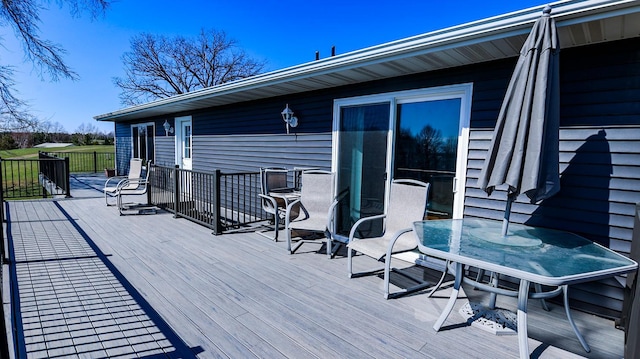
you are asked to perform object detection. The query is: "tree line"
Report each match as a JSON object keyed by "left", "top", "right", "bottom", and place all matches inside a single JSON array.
[{"left": 0, "top": 122, "right": 114, "bottom": 150}]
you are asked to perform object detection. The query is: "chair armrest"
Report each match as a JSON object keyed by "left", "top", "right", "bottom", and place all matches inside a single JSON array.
[
  {"left": 258, "top": 193, "right": 279, "bottom": 210},
  {"left": 348, "top": 214, "right": 387, "bottom": 242},
  {"left": 325, "top": 199, "right": 341, "bottom": 240},
  {"left": 284, "top": 198, "right": 302, "bottom": 227},
  {"left": 385, "top": 228, "right": 414, "bottom": 259},
  {"left": 116, "top": 177, "right": 147, "bottom": 191},
  {"left": 104, "top": 175, "right": 127, "bottom": 188}
]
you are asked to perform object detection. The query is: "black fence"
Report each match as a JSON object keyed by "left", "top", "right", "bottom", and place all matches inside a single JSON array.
[
  {"left": 0, "top": 156, "right": 70, "bottom": 199},
  {"left": 39, "top": 153, "right": 71, "bottom": 198},
  {"left": 41, "top": 151, "right": 115, "bottom": 174},
  {"left": 149, "top": 164, "right": 267, "bottom": 234}
]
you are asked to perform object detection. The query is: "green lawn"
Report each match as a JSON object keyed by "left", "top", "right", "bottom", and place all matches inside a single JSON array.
[
  {"left": 0, "top": 145, "right": 115, "bottom": 159},
  {"left": 1, "top": 145, "right": 116, "bottom": 199}
]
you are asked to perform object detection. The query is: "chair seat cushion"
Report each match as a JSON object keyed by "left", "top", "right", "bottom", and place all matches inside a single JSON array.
[
  {"left": 104, "top": 186, "right": 118, "bottom": 194},
  {"left": 348, "top": 234, "right": 417, "bottom": 261},
  {"left": 288, "top": 217, "right": 327, "bottom": 232}
]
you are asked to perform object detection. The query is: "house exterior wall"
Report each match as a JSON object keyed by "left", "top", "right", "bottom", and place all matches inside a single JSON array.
[
  {"left": 114, "top": 122, "right": 132, "bottom": 176},
  {"left": 155, "top": 136, "right": 175, "bottom": 167},
  {"left": 109, "top": 37, "right": 640, "bottom": 318}
]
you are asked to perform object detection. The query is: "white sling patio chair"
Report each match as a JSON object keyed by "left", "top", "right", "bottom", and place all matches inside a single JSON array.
[
  {"left": 347, "top": 179, "right": 448, "bottom": 299},
  {"left": 115, "top": 161, "right": 152, "bottom": 215},
  {"left": 104, "top": 158, "right": 143, "bottom": 206},
  {"left": 285, "top": 170, "right": 338, "bottom": 256}
]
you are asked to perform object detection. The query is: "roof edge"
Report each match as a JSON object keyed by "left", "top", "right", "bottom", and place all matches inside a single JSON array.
[{"left": 96, "top": 0, "right": 639, "bottom": 122}]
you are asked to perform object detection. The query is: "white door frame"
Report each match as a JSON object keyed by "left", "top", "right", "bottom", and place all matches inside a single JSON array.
[
  {"left": 331, "top": 83, "right": 473, "bottom": 219},
  {"left": 174, "top": 116, "right": 193, "bottom": 170}
]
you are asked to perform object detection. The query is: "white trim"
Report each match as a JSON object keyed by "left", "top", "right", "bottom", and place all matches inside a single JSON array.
[{"left": 174, "top": 116, "right": 192, "bottom": 169}]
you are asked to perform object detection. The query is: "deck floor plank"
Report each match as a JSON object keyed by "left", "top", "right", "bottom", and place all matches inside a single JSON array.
[{"left": 2, "top": 180, "right": 627, "bottom": 358}]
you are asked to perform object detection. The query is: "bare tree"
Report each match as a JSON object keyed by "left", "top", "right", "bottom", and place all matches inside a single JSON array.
[
  {"left": 0, "top": 0, "right": 110, "bottom": 131},
  {"left": 114, "top": 28, "right": 266, "bottom": 106},
  {"left": 75, "top": 122, "right": 100, "bottom": 135}
]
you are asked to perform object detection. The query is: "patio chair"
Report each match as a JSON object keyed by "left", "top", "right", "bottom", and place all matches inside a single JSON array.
[
  {"left": 285, "top": 170, "right": 338, "bottom": 256},
  {"left": 104, "top": 158, "right": 143, "bottom": 206},
  {"left": 104, "top": 160, "right": 153, "bottom": 215},
  {"left": 257, "top": 167, "right": 289, "bottom": 241},
  {"left": 347, "top": 179, "right": 448, "bottom": 299}
]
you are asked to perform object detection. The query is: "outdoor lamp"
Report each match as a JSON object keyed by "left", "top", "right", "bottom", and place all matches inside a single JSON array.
[
  {"left": 281, "top": 104, "right": 298, "bottom": 134},
  {"left": 163, "top": 119, "right": 174, "bottom": 136}
]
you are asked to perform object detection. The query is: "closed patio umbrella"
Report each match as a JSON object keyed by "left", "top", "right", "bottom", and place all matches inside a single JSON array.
[{"left": 477, "top": 5, "right": 560, "bottom": 237}]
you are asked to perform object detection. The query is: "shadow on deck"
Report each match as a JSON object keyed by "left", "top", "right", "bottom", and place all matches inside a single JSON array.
[{"left": 5, "top": 199, "right": 202, "bottom": 358}]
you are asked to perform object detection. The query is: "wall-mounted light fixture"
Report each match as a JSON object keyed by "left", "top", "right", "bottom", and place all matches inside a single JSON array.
[
  {"left": 163, "top": 119, "right": 174, "bottom": 136},
  {"left": 281, "top": 104, "right": 298, "bottom": 134}
]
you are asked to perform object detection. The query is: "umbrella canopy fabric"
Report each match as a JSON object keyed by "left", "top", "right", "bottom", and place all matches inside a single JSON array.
[{"left": 477, "top": 6, "right": 560, "bottom": 205}]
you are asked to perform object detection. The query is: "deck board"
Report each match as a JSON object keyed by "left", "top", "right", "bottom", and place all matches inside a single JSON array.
[{"left": 2, "top": 176, "right": 628, "bottom": 358}]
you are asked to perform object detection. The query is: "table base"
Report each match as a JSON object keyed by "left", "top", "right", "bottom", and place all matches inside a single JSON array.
[{"left": 458, "top": 301, "right": 517, "bottom": 335}]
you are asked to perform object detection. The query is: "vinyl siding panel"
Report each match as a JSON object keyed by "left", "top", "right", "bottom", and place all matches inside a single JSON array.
[
  {"left": 155, "top": 137, "right": 175, "bottom": 167},
  {"left": 192, "top": 133, "right": 332, "bottom": 174},
  {"left": 115, "top": 136, "right": 132, "bottom": 176}
]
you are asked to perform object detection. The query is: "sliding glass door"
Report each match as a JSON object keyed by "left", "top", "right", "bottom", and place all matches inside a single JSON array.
[
  {"left": 394, "top": 98, "right": 462, "bottom": 219},
  {"left": 334, "top": 103, "right": 390, "bottom": 238},
  {"left": 332, "top": 84, "right": 472, "bottom": 238}
]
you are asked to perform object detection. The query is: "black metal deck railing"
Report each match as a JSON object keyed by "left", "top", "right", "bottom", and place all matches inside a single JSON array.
[
  {"left": 0, "top": 155, "right": 71, "bottom": 199},
  {"left": 41, "top": 151, "right": 115, "bottom": 173},
  {"left": 148, "top": 164, "right": 267, "bottom": 234}
]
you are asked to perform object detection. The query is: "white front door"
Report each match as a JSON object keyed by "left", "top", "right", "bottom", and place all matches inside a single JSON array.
[{"left": 175, "top": 116, "right": 192, "bottom": 170}]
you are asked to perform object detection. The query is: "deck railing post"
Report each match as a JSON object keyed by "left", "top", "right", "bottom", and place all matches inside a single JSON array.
[
  {"left": 0, "top": 157, "right": 4, "bottom": 259},
  {"left": 212, "top": 169, "right": 222, "bottom": 235},
  {"left": 147, "top": 164, "right": 153, "bottom": 205},
  {"left": 93, "top": 151, "right": 97, "bottom": 173},
  {"left": 64, "top": 157, "right": 71, "bottom": 198},
  {"left": 173, "top": 165, "right": 180, "bottom": 218}
]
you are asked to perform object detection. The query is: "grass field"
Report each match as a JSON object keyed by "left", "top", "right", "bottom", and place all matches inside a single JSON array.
[
  {"left": 0, "top": 144, "right": 115, "bottom": 159},
  {"left": 1, "top": 145, "right": 116, "bottom": 198}
]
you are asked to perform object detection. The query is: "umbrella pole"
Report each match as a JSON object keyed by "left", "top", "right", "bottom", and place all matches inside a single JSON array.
[{"left": 502, "top": 196, "right": 513, "bottom": 237}]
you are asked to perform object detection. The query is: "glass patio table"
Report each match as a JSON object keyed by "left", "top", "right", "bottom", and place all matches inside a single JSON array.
[{"left": 413, "top": 218, "right": 638, "bottom": 359}]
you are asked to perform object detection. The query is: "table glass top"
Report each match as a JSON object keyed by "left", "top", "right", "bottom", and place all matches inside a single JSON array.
[{"left": 413, "top": 219, "right": 637, "bottom": 282}]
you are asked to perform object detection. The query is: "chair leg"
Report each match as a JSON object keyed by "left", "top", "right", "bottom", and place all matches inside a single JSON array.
[
  {"left": 256, "top": 214, "right": 280, "bottom": 241},
  {"left": 383, "top": 228, "right": 413, "bottom": 299},
  {"left": 347, "top": 245, "right": 353, "bottom": 278}
]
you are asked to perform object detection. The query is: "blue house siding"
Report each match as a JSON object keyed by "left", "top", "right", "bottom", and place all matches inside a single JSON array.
[
  {"left": 192, "top": 133, "right": 332, "bottom": 174},
  {"left": 154, "top": 137, "right": 175, "bottom": 167},
  {"left": 115, "top": 122, "right": 132, "bottom": 175}
]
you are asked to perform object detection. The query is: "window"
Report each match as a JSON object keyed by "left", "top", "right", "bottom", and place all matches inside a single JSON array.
[{"left": 131, "top": 123, "right": 155, "bottom": 162}]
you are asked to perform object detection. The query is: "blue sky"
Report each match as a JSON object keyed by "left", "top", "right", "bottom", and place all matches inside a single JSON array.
[{"left": 3, "top": 0, "right": 545, "bottom": 133}]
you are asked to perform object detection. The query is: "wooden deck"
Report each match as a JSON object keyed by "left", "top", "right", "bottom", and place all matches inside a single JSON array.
[{"left": 1, "top": 174, "right": 627, "bottom": 358}]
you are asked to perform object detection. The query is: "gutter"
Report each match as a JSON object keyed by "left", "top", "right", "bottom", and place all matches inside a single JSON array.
[{"left": 95, "top": 0, "right": 640, "bottom": 122}]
